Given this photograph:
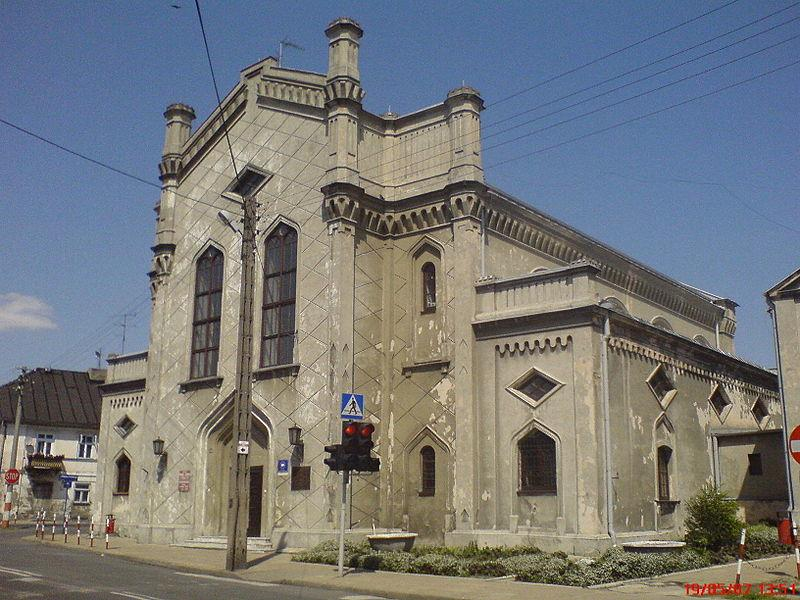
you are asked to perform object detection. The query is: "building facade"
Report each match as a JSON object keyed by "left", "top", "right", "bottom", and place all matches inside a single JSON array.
[
  {"left": 0, "top": 368, "right": 103, "bottom": 519},
  {"left": 95, "top": 18, "right": 783, "bottom": 553}
]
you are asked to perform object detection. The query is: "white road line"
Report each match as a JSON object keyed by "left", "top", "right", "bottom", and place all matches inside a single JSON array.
[
  {"left": 110, "top": 592, "right": 168, "bottom": 600},
  {"left": 174, "top": 572, "right": 277, "bottom": 587},
  {"left": 9, "top": 577, "right": 42, "bottom": 583},
  {"left": 340, "top": 596, "right": 396, "bottom": 600},
  {"left": 0, "top": 565, "right": 41, "bottom": 577}
]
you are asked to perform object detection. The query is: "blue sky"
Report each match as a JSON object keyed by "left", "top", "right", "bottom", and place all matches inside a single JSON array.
[{"left": 1, "top": 0, "right": 797, "bottom": 382}]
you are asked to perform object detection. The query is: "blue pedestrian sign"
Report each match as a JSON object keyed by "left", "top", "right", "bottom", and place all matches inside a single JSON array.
[
  {"left": 277, "top": 459, "right": 289, "bottom": 475},
  {"left": 59, "top": 474, "right": 78, "bottom": 489},
  {"left": 340, "top": 393, "right": 364, "bottom": 421}
]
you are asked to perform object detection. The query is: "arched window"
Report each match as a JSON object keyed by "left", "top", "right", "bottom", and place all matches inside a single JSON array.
[
  {"left": 261, "top": 224, "right": 298, "bottom": 367},
  {"left": 657, "top": 446, "right": 672, "bottom": 501},
  {"left": 420, "top": 445, "right": 436, "bottom": 496},
  {"left": 191, "top": 246, "right": 224, "bottom": 379},
  {"left": 422, "top": 262, "right": 436, "bottom": 312},
  {"left": 651, "top": 316, "right": 674, "bottom": 332},
  {"left": 518, "top": 430, "right": 557, "bottom": 495},
  {"left": 115, "top": 454, "right": 131, "bottom": 495}
]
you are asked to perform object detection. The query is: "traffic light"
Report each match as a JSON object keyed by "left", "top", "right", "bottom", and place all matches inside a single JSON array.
[
  {"left": 323, "top": 443, "right": 342, "bottom": 472},
  {"left": 340, "top": 420, "right": 380, "bottom": 473}
]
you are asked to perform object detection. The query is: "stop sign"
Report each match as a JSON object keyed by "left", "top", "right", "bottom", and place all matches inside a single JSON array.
[
  {"left": 789, "top": 426, "right": 800, "bottom": 465},
  {"left": 4, "top": 468, "right": 20, "bottom": 485}
]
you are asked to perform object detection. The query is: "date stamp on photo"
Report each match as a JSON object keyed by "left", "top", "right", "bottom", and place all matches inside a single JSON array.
[{"left": 685, "top": 582, "right": 798, "bottom": 596}]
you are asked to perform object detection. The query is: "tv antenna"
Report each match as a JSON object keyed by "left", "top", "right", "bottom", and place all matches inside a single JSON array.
[
  {"left": 118, "top": 312, "right": 137, "bottom": 354},
  {"left": 278, "top": 38, "right": 304, "bottom": 67}
]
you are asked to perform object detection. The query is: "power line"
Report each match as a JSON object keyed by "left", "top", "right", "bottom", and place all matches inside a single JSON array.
[
  {"left": 486, "top": 58, "right": 800, "bottom": 171},
  {"left": 193, "top": 0, "right": 240, "bottom": 183},
  {"left": 487, "top": 0, "right": 742, "bottom": 108}
]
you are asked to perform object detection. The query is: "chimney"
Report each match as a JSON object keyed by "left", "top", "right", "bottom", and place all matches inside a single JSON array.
[{"left": 325, "top": 17, "right": 363, "bottom": 84}]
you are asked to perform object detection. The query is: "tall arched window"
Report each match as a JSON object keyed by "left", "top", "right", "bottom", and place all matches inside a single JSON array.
[
  {"left": 422, "top": 262, "right": 436, "bottom": 312},
  {"left": 262, "top": 224, "right": 298, "bottom": 367},
  {"left": 420, "top": 445, "right": 436, "bottom": 496},
  {"left": 191, "top": 246, "right": 224, "bottom": 379},
  {"left": 115, "top": 454, "right": 131, "bottom": 495},
  {"left": 657, "top": 445, "right": 672, "bottom": 501},
  {"left": 518, "top": 430, "right": 557, "bottom": 495}
]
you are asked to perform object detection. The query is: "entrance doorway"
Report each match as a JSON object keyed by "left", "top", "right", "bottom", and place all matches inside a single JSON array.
[{"left": 247, "top": 466, "right": 263, "bottom": 537}]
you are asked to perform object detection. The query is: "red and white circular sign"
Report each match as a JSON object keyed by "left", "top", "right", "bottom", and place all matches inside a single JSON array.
[
  {"left": 4, "top": 468, "right": 20, "bottom": 485},
  {"left": 789, "top": 426, "right": 800, "bottom": 465}
]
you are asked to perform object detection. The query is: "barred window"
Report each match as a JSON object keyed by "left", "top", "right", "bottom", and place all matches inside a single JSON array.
[
  {"left": 420, "top": 446, "right": 435, "bottom": 496},
  {"left": 191, "top": 246, "right": 224, "bottom": 379},
  {"left": 657, "top": 446, "right": 672, "bottom": 501},
  {"left": 422, "top": 262, "right": 436, "bottom": 312},
  {"left": 518, "top": 430, "right": 556, "bottom": 495},
  {"left": 115, "top": 454, "right": 131, "bottom": 495},
  {"left": 261, "top": 225, "right": 297, "bottom": 367}
]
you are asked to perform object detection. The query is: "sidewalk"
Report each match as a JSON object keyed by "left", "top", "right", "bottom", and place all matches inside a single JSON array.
[{"left": 30, "top": 529, "right": 800, "bottom": 599}]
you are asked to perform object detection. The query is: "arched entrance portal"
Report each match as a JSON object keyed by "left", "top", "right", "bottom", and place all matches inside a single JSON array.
[{"left": 205, "top": 416, "right": 271, "bottom": 537}]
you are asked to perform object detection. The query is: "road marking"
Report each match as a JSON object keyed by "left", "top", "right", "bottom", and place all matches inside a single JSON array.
[
  {"left": 110, "top": 592, "right": 168, "bottom": 600},
  {"left": 340, "top": 596, "right": 397, "bottom": 600},
  {"left": 174, "top": 572, "right": 277, "bottom": 587},
  {"left": 0, "top": 565, "right": 41, "bottom": 578},
  {"left": 9, "top": 577, "right": 43, "bottom": 583}
]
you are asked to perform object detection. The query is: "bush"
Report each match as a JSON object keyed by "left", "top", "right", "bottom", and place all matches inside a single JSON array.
[
  {"left": 684, "top": 484, "right": 743, "bottom": 551},
  {"left": 743, "top": 524, "right": 792, "bottom": 558},
  {"left": 586, "top": 547, "right": 711, "bottom": 585},
  {"left": 410, "top": 554, "right": 470, "bottom": 576}
]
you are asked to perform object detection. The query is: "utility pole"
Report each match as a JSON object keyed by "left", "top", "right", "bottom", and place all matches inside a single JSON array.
[
  {"left": 2, "top": 367, "right": 28, "bottom": 528},
  {"left": 225, "top": 193, "right": 257, "bottom": 571}
]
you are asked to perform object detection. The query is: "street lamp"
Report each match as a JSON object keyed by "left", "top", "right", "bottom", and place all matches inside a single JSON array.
[
  {"left": 288, "top": 425, "right": 303, "bottom": 447},
  {"left": 152, "top": 438, "right": 165, "bottom": 457}
]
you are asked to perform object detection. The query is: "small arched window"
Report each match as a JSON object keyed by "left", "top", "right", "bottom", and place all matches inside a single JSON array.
[
  {"left": 518, "top": 430, "right": 557, "bottom": 495},
  {"left": 422, "top": 262, "right": 436, "bottom": 312},
  {"left": 191, "top": 246, "right": 224, "bottom": 379},
  {"left": 420, "top": 445, "right": 435, "bottom": 496},
  {"left": 116, "top": 454, "right": 131, "bottom": 495},
  {"left": 657, "top": 445, "right": 672, "bottom": 501},
  {"left": 652, "top": 316, "right": 674, "bottom": 332},
  {"left": 262, "top": 224, "right": 298, "bottom": 367}
]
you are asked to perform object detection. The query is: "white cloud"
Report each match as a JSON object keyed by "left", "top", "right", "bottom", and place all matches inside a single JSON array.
[{"left": 0, "top": 293, "right": 58, "bottom": 331}]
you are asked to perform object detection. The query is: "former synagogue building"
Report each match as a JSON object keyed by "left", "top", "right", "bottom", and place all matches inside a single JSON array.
[{"left": 95, "top": 18, "right": 783, "bottom": 553}]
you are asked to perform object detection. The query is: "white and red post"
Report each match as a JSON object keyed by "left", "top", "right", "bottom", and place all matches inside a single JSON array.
[
  {"left": 51, "top": 514, "right": 55, "bottom": 541},
  {"left": 63, "top": 514, "right": 68, "bottom": 543},
  {"left": 76, "top": 515, "right": 81, "bottom": 545},
  {"left": 105, "top": 516, "right": 109, "bottom": 550},
  {"left": 90, "top": 517, "right": 94, "bottom": 547},
  {"left": 792, "top": 518, "right": 800, "bottom": 579},
  {"left": 735, "top": 528, "right": 746, "bottom": 584}
]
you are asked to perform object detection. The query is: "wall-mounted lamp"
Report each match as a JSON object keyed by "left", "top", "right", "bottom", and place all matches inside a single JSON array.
[
  {"left": 25, "top": 443, "right": 34, "bottom": 456},
  {"left": 152, "top": 438, "right": 166, "bottom": 457},
  {"left": 288, "top": 425, "right": 303, "bottom": 447}
]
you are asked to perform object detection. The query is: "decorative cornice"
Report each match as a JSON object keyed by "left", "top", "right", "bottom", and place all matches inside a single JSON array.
[
  {"left": 608, "top": 336, "right": 777, "bottom": 398},
  {"left": 256, "top": 78, "right": 325, "bottom": 109},
  {"left": 496, "top": 336, "right": 572, "bottom": 356},
  {"left": 324, "top": 78, "right": 364, "bottom": 104}
]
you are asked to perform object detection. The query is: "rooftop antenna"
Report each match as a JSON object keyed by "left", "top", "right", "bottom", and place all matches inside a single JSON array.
[
  {"left": 278, "top": 38, "right": 304, "bottom": 68},
  {"left": 94, "top": 349, "right": 103, "bottom": 369},
  {"left": 118, "top": 312, "right": 136, "bottom": 354}
]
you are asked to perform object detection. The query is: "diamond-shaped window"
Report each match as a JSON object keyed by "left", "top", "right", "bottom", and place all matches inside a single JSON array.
[
  {"left": 647, "top": 364, "right": 677, "bottom": 409},
  {"left": 708, "top": 384, "right": 732, "bottom": 419},
  {"left": 507, "top": 368, "right": 562, "bottom": 408},
  {"left": 114, "top": 415, "right": 136, "bottom": 439},
  {"left": 751, "top": 397, "right": 769, "bottom": 425},
  {"left": 226, "top": 168, "right": 268, "bottom": 197}
]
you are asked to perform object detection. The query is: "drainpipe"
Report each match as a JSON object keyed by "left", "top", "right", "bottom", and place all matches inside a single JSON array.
[
  {"left": 768, "top": 301, "right": 795, "bottom": 512},
  {"left": 600, "top": 311, "right": 616, "bottom": 545},
  {"left": 714, "top": 317, "right": 721, "bottom": 350},
  {"left": 0, "top": 421, "right": 6, "bottom": 472}
]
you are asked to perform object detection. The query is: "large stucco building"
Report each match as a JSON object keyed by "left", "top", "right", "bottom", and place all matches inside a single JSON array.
[{"left": 95, "top": 18, "right": 783, "bottom": 554}]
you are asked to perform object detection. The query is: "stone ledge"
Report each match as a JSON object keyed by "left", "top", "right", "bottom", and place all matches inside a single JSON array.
[
  {"left": 253, "top": 363, "right": 300, "bottom": 380},
  {"left": 178, "top": 376, "right": 223, "bottom": 393}
]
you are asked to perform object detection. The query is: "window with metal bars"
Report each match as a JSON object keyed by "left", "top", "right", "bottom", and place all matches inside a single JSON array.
[
  {"left": 657, "top": 446, "right": 672, "bottom": 501},
  {"left": 518, "top": 430, "right": 556, "bottom": 495},
  {"left": 420, "top": 445, "right": 435, "bottom": 496},
  {"left": 261, "top": 224, "right": 297, "bottom": 367},
  {"left": 190, "top": 246, "right": 224, "bottom": 379},
  {"left": 421, "top": 262, "right": 436, "bottom": 312}
]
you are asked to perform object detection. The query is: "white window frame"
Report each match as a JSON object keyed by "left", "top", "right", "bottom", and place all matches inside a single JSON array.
[
  {"left": 36, "top": 433, "right": 54, "bottom": 455},
  {"left": 77, "top": 434, "right": 95, "bottom": 459},
  {"left": 73, "top": 482, "right": 90, "bottom": 505}
]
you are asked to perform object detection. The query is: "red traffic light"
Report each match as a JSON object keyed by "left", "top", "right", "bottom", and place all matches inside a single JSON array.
[
  {"left": 360, "top": 423, "right": 375, "bottom": 437},
  {"left": 343, "top": 422, "right": 359, "bottom": 437}
]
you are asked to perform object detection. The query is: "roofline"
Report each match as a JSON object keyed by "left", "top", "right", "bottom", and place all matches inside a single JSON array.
[{"left": 486, "top": 184, "right": 726, "bottom": 312}]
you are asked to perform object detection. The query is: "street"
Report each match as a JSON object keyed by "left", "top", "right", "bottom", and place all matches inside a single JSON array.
[{"left": 0, "top": 527, "right": 390, "bottom": 600}]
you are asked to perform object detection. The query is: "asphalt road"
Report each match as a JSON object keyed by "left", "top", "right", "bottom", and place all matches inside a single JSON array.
[{"left": 0, "top": 526, "right": 390, "bottom": 600}]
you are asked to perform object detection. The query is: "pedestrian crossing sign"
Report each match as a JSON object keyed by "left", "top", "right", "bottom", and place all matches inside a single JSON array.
[{"left": 340, "top": 393, "right": 364, "bottom": 420}]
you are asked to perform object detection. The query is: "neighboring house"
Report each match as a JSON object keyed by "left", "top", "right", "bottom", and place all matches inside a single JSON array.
[
  {"left": 95, "top": 18, "right": 782, "bottom": 553},
  {"left": 766, "top": 267, "right": 800, "bottom": 518},
  {"left": 0, "top": 368, "right": 103, "bottom": 519}
]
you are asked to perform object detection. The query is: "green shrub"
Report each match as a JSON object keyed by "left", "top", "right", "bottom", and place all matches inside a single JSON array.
[
  {"left": 684, "top": 484, "right": 743, "bottom": 551},
  {"left": 586, "top": 547, "right": 711, "bottom": 585},
  {"left": 410, "top": 554, "right": 469, "bottom": 576},
  {"left": 743, "top": 524, "right": 792, "bottom": 558}
]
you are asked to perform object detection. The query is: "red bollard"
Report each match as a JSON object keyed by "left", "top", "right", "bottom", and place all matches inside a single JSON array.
[
  {"left": 63, "top": 515, "right": 68, "bottom": 543},
  {"left": 90, "top": 517, "right": 94, "bottom": 548},
  {"left": 105, "top": 516, "right": 109, "bottom": 550},
  {"left": 735, "top": 528, "right": 746, "bottom": 584},
  {"left": 77, "top": 515, "right": 81, "bottom": 545}
]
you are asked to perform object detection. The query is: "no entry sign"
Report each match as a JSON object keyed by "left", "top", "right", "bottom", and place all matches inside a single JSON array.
[
  {"left": 4, "top": 468, "right": 20, "bottom": 485},
  {"left": 789, "top": 426, "right": 800, "bottom": 465}
]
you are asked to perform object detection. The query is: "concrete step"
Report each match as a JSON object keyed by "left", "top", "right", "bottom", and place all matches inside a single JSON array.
[{"left": 175, "top": 536, "right": 273, "bottom": 553}]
